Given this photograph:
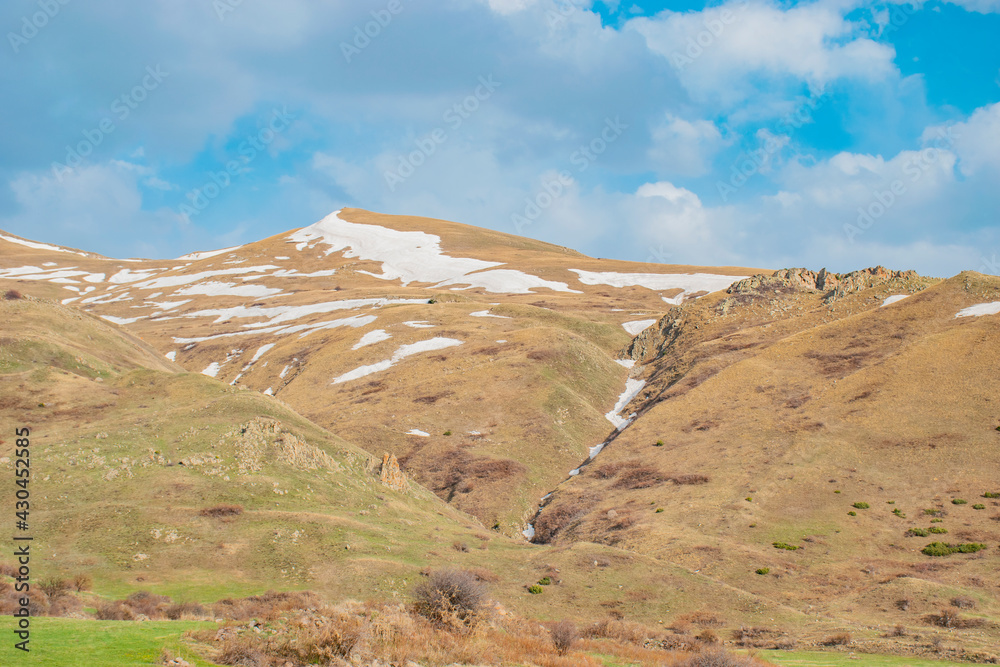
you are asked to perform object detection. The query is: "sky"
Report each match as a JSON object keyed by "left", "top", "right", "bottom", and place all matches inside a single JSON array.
[{"left": 0, "top": 0, "right": 998, "bottom": 277}]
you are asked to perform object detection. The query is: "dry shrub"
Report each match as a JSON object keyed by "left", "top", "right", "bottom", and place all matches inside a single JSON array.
[
  {"left": 926, "top": 608, "right": 983, "bottom": 629},
  {"left": 550, "top": 620, "right": 578, "bottom": 655},
  {"left": 895, "top": 598, "right": 911, "bottom": 611},
  {"left": 216, "top": 637, "right": 268, "bottom": 667},
  {"left": 452, "top": 541, "right": 469, "bottom": 553},
  {"left": 532, "top": 499, "right": 588, "bottom": 544},
  {"left": 889, "top": 624, "right": 907, "bottom": 637},
  {"left": 465, "top": 567, "right": 500, "bottom": 583},
  {"left": 679, "top": 611, "right": 725, "bottom": 627},
  {"left": 71, "top": 573, "right": 92, "bottom": 592},
  {"left": 213, "top": 590, "right": 320, "bottom": 621},
  {"left": 585, "top": 618, "right": 651, "bottom": 645},
  {"left": 39, "top": 577, "right": 70, "bottom": 599},
  {"left": 272, "top": 611, "right": 366, "bottom": 662},
  {"left": 697, "top": 629, "right": 719, "bottom": 644},
  {"left": 951, "top": 595, "right": 975, "bottom": 609},
  {"left": 200, "top": 504, "right": 244, "bottom": 517},
  {"left": 671, "top": 474, "right": 710, "bottom": 485},
  {"left": 95, "top": 601, "right": 136, "bottom": 621},
  {"left": 412, "top": 569, "right": 487, "bottom": 627},
  {"left": 0, "top": 563, "right": 18, "bottom": 578},
  {"left": 611, "top": 465, "right": 665, "bottom": 490},
  {"left": 49, "top": 594, "right": 83, "bottom": 617},
  {"left": 823, "top": 632, "right": 852, "bottom": 646},
  {"left": 4, "top": 289, "right": 22, "bottom": 300},
  {"left": 125, "top": 590, "right": 172, "bottom": 618},
  {"left": 166, "top": 601, "right": 208, "bottom": 620}
]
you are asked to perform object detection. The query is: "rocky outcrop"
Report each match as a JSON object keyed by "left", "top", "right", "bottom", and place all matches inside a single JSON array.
[
  {"left": 727, "top": 266, "right": 919, "bottom": 304},
  {"left": 379, "top": 452, "right": 409, "bottom": 491},
  {"left": 224, "top": 417, "right": 341, "bottom": 475},
  {"left": 623, "top": 306, "right": 683, "bottom": 363}
]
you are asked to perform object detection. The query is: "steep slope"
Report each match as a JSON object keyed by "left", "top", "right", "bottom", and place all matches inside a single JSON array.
[
  {"left": 0, "top": 294, "right": 820, "bottom": 635},
  {"left": 531, "top": 268, "right": 1000, "bottom": 652},
  {"left": 0, "top": 209, "right": 759, "bottom": 533}
]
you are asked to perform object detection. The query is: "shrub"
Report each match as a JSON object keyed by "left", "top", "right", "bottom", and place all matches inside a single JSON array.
[
  {"left": 823, "top": 633, "right": 852, "bottom": 646},
  {"left": 895, "top": 598, "right": 911, "bottom": 611},
  {"left": 907, "top": 528, "right": 929, "bottom": 537},
  {"left": 889, "top": 624, "right": 906, "bottom": 637},
  {"left": 654, "top": 440, "right": 664, "bottom": 447},
  {"left": 983, "top": 492, "right": 1000, "bottom": 499},
  {"left": 452, "top": 541, "right": 469, "bottom": 553},
  {"left": 39, "top": 577, "right": 70, "bottom": 599},
  {"left": 95, "top": 601, "right": 136, "bottom": 621},
  {"left": 921, "top": 542, "right": 986, "bottom": 556},
  {"left": 677, "top": 648, "right": 758, "bottom": 666},
  {"left": 550, "top": 620, "right": 578, "bottom": 655},
  {"left": 199, "top": 504, "right": 243, "bottom": 517},
  {"left": 697, "top": 628, "right": 719, "bottom": 644},
  {"left": 0, "top": 563, "right": 17, "bottom": 578},
  {"left": 951, "top": 595, "right": 975, "bottom": 609},
  {"left": 973, "top": 504, "right": 986, "bottom": 510},
  {"left": 412, "top": 569, "right": 487, "bottom": 626},
  {"left": 71, "top": 574, "right": 92, "bottom": 592},
  {"left": 528, "top": 585, "right": 543, "bottom": 594},
  {"left": 216, "top": 637, "right": 268, "bottom": 667},
  {"left": 275, "top": 612, "right": 367, "bottom": 662},
  {"left": 772, "top": 542, "right": 799, "bottom": 551},
  {"left": 655, "top": 508, "right": 664, "bottom": 513},
  {"left": 852, "top": 502, "right": 869, "bottom": 509},
  {"left": 49, "top": 594, "right": 82, "bottom": 617},
  {"left": 443, "top": 431, "right": 452, "bottom": 436},
  {"left": 755, "top": 568, "right": 770, "bottom": 575},
  {"left": 928, "top": 526, "right": 947, "bottom": 534},
  {"left": 165, "top": 601, "right": 207, "bottom": 620},
  {"left": 952, "top": 499, "right": 967, "bottom": 505},
  {"left": 4, "top": 289, "right": 22, "bottom": 300},
  {"left": 928, "top": 608, "right": 960, "bottom": 628},
  {"left": 924, "top": 508, "right": 943, "bottom": 515},
  {"left": 847, "top": 511, "right": 857, "bottom": 516},
  {"left": 834, "top": 490, "right": 841, "bottom": 494},
  {"left": 537, "top": 577, "right": 551, "bottom": 586},
  {"left": 892, "top": 508, "right": 906, "bottom": 517}
]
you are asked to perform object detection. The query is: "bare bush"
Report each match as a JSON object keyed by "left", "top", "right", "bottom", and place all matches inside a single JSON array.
[
  {"left": 677, "top": 648, "right": 758, "bottom": 667},
  {"left": 165, "top": 601, "right": 208, "bottom": 620},
  {"left": 71, "top": 574, "right": 92, "bottom": 592},
  {"left": 823, "top": 633, "right": 852, "bottom": 646},
  {"left": 951, "top": 595, "right": 975, "bottom": 609},
  {"left": 39, "top": 577, "right": 70, "bottom": 599},
  {"left": 216, "top": 638, "right": 269, "bottom": 667},
  {"left": 95, "top": 601, "right": 136, "bottom": 621},
  {"left": 4, "top": 289, "right": 22, "bottom": 300},
  {"left": 200, "top": 504, "right": 244, "bottom": 517},
  {"left": 550, "top": 620, "right": 578, "bottom": 655},
  {"left": 412, "top": 569, "right": 488, "bottom": 627}
]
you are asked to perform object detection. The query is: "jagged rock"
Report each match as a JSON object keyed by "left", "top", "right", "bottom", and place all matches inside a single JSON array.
[
  {"left": 379, "top": 452, "right": 409, "bottom": 491},
  {"left": 624, "top": 306, "right": 683, "bottom": 363},
  {"left": 728, "top": 266, "right": 919, "bottom": 304}
]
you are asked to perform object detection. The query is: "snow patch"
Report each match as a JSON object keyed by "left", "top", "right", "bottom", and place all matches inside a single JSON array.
[
  {"left": 615, "top": 359, "right": 636, "bottom": 368},
  {"left": 174, "top": 281, "right": 284, "bottom": 298},
  {"left": 622, "top": 319, "right": 657, "bottom": 335},
  {"left": 250, "top": 343, "right": 276, "bottom": 364},
  {"left": 175, "top": 246, "right": 242, "bottom": 261},
  {"left": 956, "top": 302, "right": 1000, "bottom": 318},
  {"left": 201, "top": 362, "right": 221, "bottom": 378},
  {"left": 881, "top": 295, "right": 910, "bottom": 307},
  {"left": 571, "top": 268, "right": 742, "bottom": 301},
  {"left": 100, "top": 314, "right": 143, "bottom": 325},
  {"left": 605, "top": 379, "right": 646, "bottom": 431},
  {"left": 332, "top": 337, "right": 463, "bottom": 384},
  {"left": 353, "top": 329, "right": 392, "bottom": 350},
  {"left": 0, "top": 233, "right": 88, "bottom": 256},
  {"left": 407, "top": 429, "right": 430, "bottom": 437},
  {"left": 470, "top": 310, "right": 511, "bottom": 319},
  {"left": 403, "top": 321, "right": 435, "bottom": 328},
  {"left": 165, "top": 351, "right": 177, "bottom": 361}
]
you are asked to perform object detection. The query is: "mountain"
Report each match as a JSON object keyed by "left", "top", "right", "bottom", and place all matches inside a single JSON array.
[{"left": 3, "top": 208, "right": 1000, "bottom": 659}]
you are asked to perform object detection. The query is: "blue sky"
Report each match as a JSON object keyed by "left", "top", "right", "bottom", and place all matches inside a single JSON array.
[{"left": 0, "top": 0, "right": 998, "bottom": 276}]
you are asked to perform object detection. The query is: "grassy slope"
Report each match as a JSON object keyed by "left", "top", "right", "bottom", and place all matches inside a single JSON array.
[{"left": 533, "top": 272, "right": 1000, "bottom": 653}]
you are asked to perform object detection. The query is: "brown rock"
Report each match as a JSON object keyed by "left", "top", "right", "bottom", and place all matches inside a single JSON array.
[{"left": 379, "top": 452, "right": 409, "bottom": 491}]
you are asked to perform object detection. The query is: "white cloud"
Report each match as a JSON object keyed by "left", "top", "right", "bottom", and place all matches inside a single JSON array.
[{"left": 648, "top": 114, "right": 728, "bottom": 176}]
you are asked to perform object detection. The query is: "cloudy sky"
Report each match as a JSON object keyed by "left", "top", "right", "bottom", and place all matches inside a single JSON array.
[{"left": 1, "top": 0, "right": 998, "bottom": 276}]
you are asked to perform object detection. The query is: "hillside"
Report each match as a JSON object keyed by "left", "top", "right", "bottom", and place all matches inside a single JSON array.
[{"left": 3, "top": 210, "right": 1000, "bottom": 662}]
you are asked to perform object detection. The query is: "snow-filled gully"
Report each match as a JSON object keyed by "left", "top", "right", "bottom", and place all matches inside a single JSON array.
[{"left": 521, "top": 363, "right": 645, "bottom": 540}]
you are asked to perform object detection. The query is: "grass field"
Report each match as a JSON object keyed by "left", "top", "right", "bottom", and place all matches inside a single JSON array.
[
  {"left": 762, "top": 649, "right": 975, "bottom": 667},
  {"left": 2, "top": 618, "right": 215, "bottom": 666}
]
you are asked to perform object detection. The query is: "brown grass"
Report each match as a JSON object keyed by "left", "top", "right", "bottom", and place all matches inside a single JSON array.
[{"left": 199, "top": 504, "right": 244, "bottom": 517}]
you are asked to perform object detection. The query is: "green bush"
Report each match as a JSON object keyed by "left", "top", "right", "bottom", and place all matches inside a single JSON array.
[
  {"left": 745, "top": 497, "right": 752, "bottom": 502},
  {"left": 982, "top": 492, "right": 1000, "bottom": 499},
  {"left": 928, "top": 527, "right": 948, "bottom": 534},
  {"left": 537, "top": 577, "right": 551, "bottom": 586},
  {"left": 772, "top": 542, "right": 799, "bottom": 551},
  {"left": 906, "top": 528, "right": 929, "bottom": 537},
  {"left": 834, "top": 490, "right": 841, "bottom": 494},
  {"left": 655, "top": 508, "right": 664, "bottom": 513},
  {"left": 921, "top": 542, "right": 986, "bottom": 557},
  {"left": 930, "top": 518, "right": 943, "bottom": 523},
  {"left": 852, "top": 502, "right": 869, "bottom": 509},
  {"left": 952, "top": 499, "right": 967, "bottom": 505},
  {"left": 443, "top": 430, "right": 452, "bottom": 436},
  {"left": 973, "top": 504, "right": 986, "bottom": 510},
  {"left": 755, "top": 568, "right": 770, "bottom": 575},
  {"left": 892, "top": 508, "right": 905, "bottom": 517},
  {"left": 847, "top": 511, "right": 857, "bottom": 516},
  {"left": 528, "top": 585, "right": 543, "bottom": 594},
  {"left": 654, "top": 440, "right": 664, "bottom": 447},
  {"left": 924, "top": 508, "right": 942, "bottom": 516}
]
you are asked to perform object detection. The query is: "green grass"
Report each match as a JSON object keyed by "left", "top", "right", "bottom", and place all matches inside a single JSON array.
[
  {"left": 762, "top": 649, "right": 974, "bottom": 666},
  {"left": 0, "top": 618, "right": 216, "bottom": 666}
]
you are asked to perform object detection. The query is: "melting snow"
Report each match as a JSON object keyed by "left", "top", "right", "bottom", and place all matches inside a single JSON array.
[
  {"left": 407, "top": 429, "right": 430, "bottom": 437},
  {"left": 201, "top": 362, "right": 221, "bottom": 377},
  {"left": 881, "top": 295, "right": 910, "bottom": 307},
  {"left": 570, "top": 269, "right": 742, "bottom": 301},
  {"left": 353, "top": 329, "right": 392, "bottom": 350},
  {"left": 622, "top": 319, "right": 657, "bottom": 335},
  {"left": 100, "top": 315, "right": 143, "bottom": 325},
  {"left": 279, "top": 365, "right": 292, "bottom": 379},
  {"left": 175, "top": 246, "right": 242, "bottom": 261},
  {"left": 0, "top": 233, "right": 88, "bottom": 255},
  {"left": 172, "top": 314, "right": 377, "bottom": 343},
  {"left": 264, "top": 387, "right": 274, "bottom": 396},
  {"left": 470, "top": 310, "right": 511, "bottom": 319},
  {"left": 956, "top": 302, "right": 1000, "bottom": 318},
  {"left": 332, "top": 337, "right": 463, "bottom": 384},
  {"left": 165, "top": 351, "right": 177, "bottom": 361},
  {"left": 108, "top": 268, "right": 167, "bottom": 284},
  {"left": 287, "top": 210, "right": 578, "bottom": 294},
  {"left": 522, "top": 524, "right": 535, "bottom": 540},
  {"left": 174, "top": 281, "right": 284, "bottom": 298},
  {"left": 606, "top": 378, "right": 646, "bottom": 431},
  {"left": 250, "top": 343, "right": 276, "bottom": 364},
  {"left": 403, "top": 321, "right": 435, "bottom": 328},
  {"left": 615, "top": 359, "right": 636, "bottom": 368},
  {"left": 173, "top": 297, "right": 426, "bottom": 326}
]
